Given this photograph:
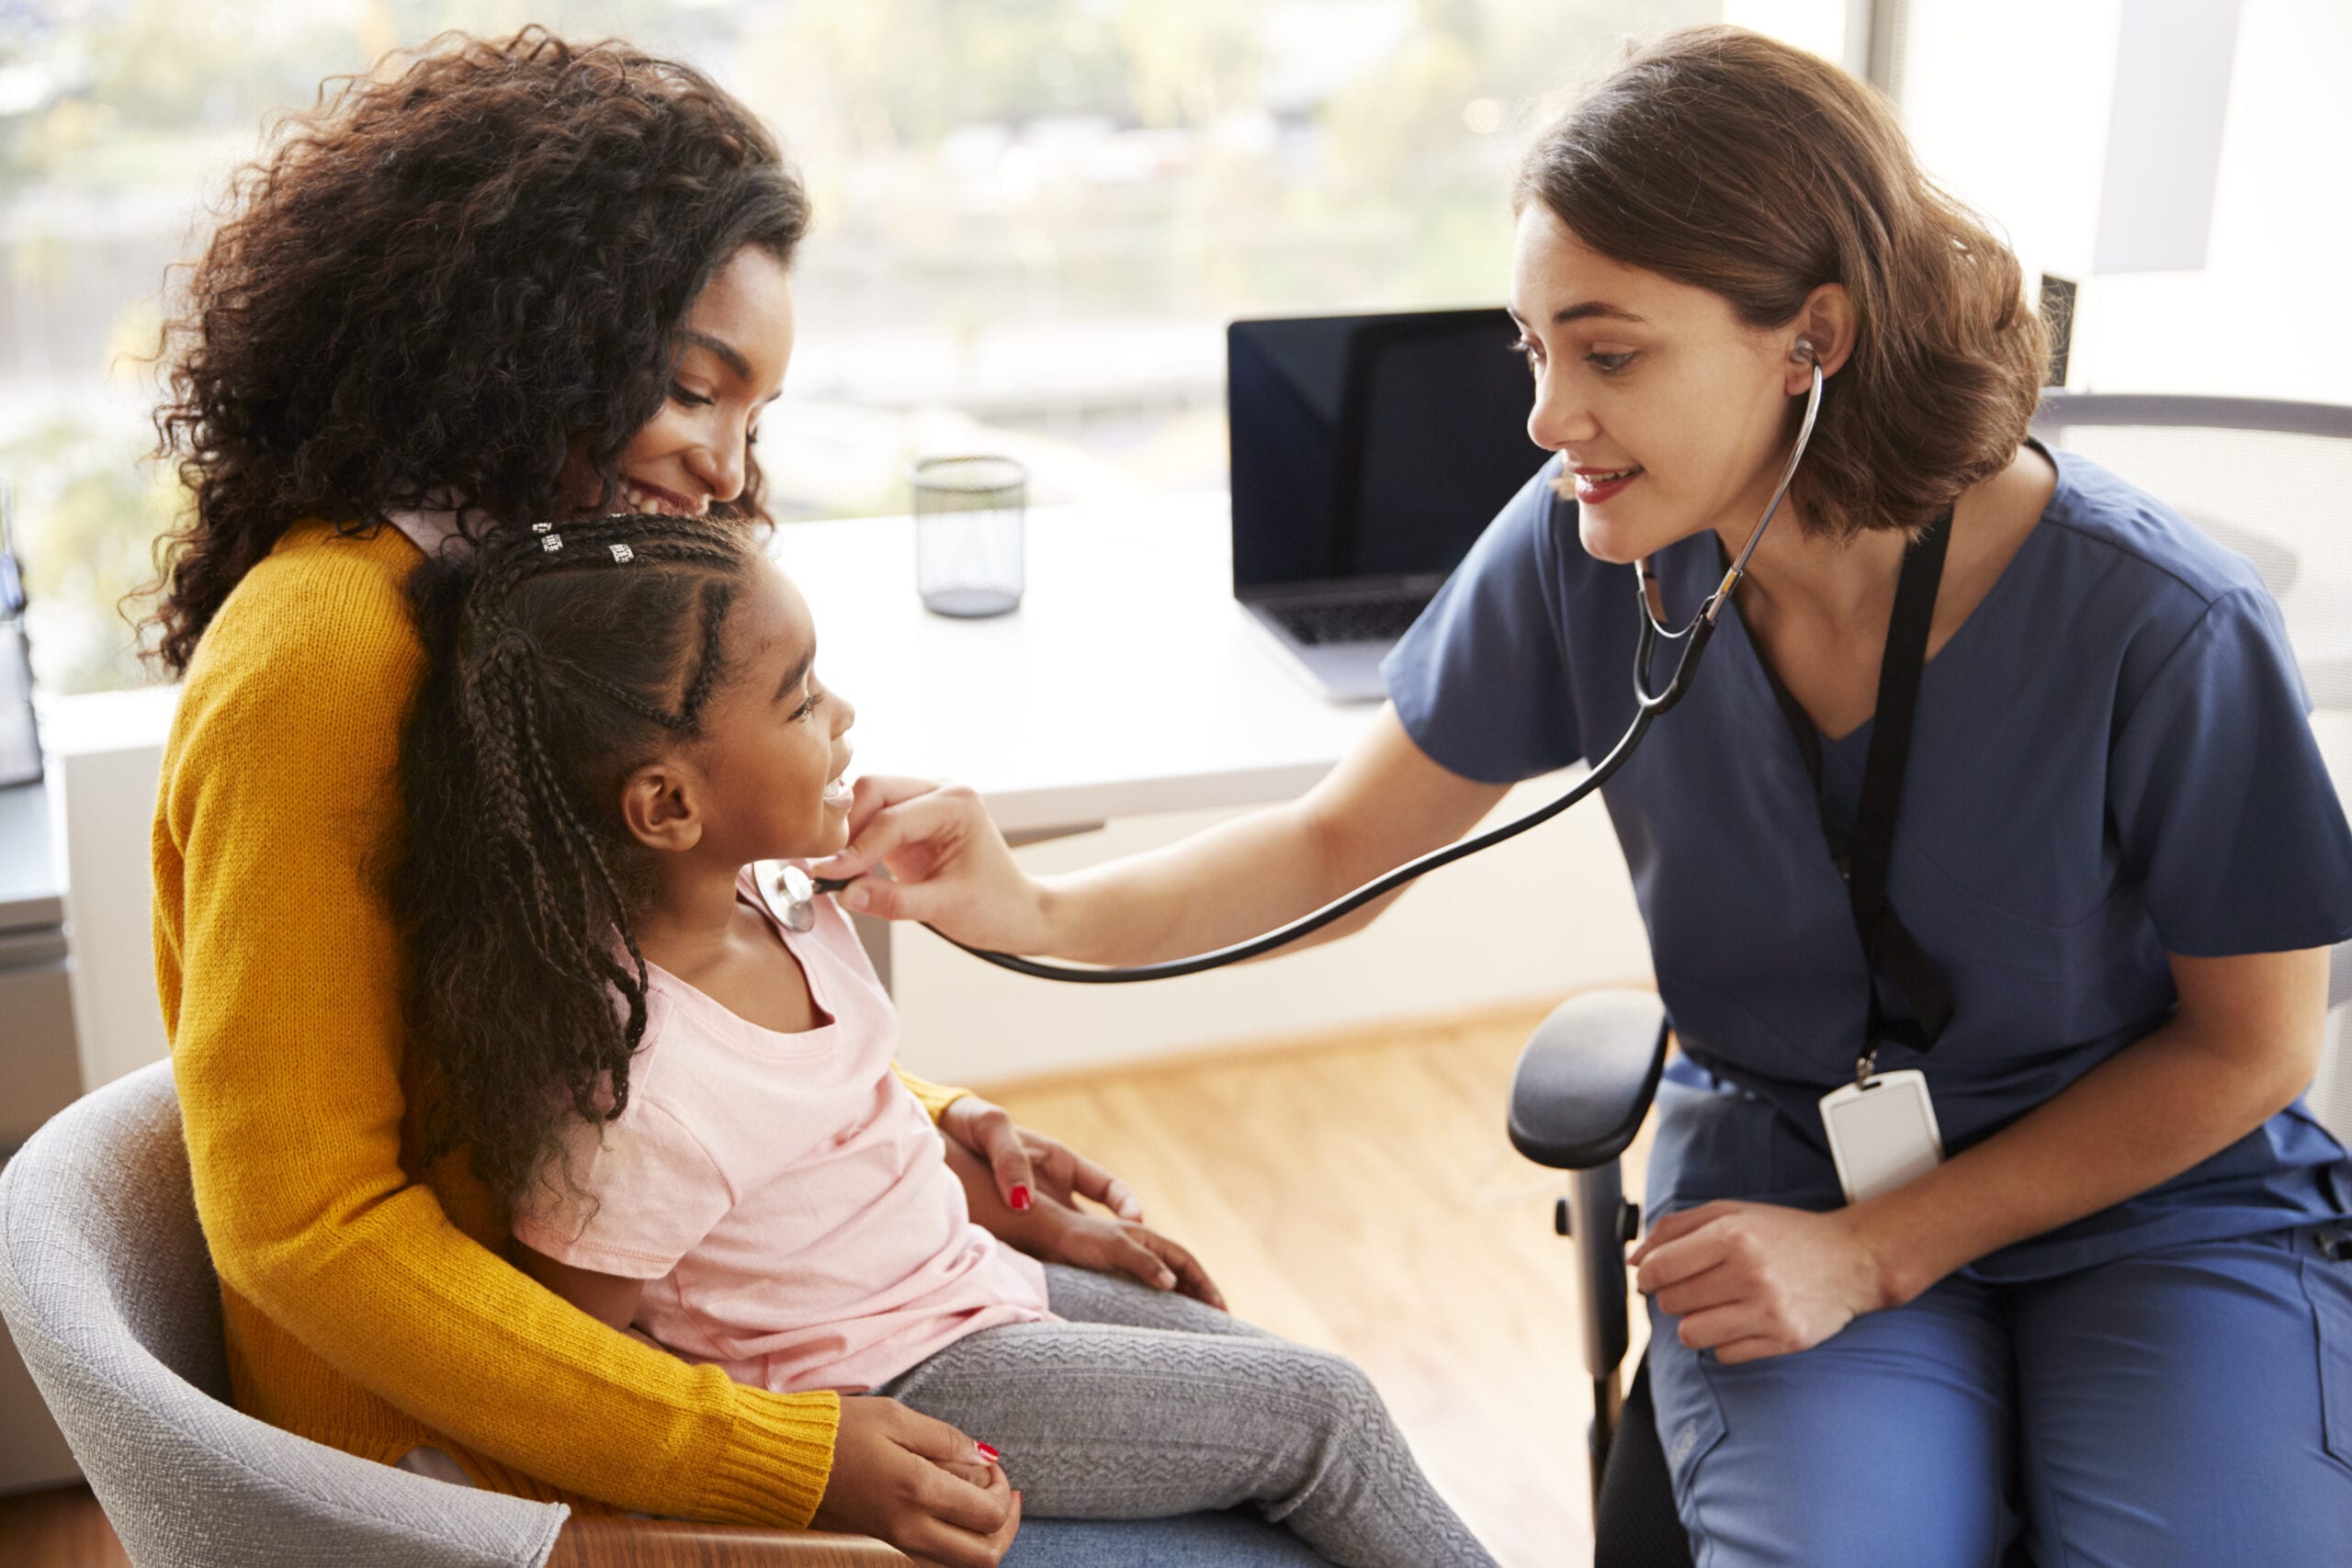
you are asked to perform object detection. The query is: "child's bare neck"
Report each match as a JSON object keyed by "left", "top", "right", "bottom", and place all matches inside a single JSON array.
[
  {"left": 630, "top": 857, "right": 754, "bottom": 980},
  {"left": 630, "top": 856, "right": 828, "bottom": 1033}
]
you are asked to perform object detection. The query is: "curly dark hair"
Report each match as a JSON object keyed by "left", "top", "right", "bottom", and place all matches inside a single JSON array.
[
  {"left": 394, "top": 513, "right": 760, "bottom": 1207},
  {"left": 1517, "top": 26, "right": 2048, "bottom": 541},
  {"left": 145, "top": 28, "right": 808, "bottom": 675}
]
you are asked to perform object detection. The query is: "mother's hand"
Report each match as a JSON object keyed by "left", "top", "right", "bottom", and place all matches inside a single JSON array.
[
  {"left": 813, "top": 1396, "right": 1019, "bottom": 1567},
  {"left": 1630, "top": 1200, "right": 1897, "bottom": 1365},
  {"left": 814, "top": 776, "right": 1055, "bottom": 953},
  {"left": 940, "top": 1093, "right": 1147, "bottom": 1223}
]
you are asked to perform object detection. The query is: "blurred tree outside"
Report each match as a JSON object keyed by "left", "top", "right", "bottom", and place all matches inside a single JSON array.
[{"left": 1, "top": 0, "right": 1725, "bottom": 694}]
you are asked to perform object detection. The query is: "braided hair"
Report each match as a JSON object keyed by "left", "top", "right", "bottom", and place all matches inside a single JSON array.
[{"left": 392, "top": 513, "right": 760, "bottom": 1206}]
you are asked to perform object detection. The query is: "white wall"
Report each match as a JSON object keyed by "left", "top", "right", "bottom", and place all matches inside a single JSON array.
[
  {"left": 2077, "top": 0, "right": 2352, "bottom": 402},
  {"left": 1899, "top": 0, "right": 2351, "bottom": 405},
  {"left": 39, "top": 687, "right": 175, "bottom": 1092}
]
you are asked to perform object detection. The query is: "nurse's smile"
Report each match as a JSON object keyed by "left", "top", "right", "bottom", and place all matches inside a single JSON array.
[{"left": 1569, "top": 465, "right": 1645, "bottom": 504}]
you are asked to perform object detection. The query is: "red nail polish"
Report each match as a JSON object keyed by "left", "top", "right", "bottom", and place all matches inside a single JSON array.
[
  {"left": 1011, "top": 1185, "right": 1032, "bottom": 1211},
  {"left": 977, "top": 1442, "right": 1001, "bottom": 1462}
]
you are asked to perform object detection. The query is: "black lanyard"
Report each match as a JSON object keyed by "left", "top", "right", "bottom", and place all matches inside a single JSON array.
[{"left": 1729, "top": 511, "right": 1958, "bottom": 1074}]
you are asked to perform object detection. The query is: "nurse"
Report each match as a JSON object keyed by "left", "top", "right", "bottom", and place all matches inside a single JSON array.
[{"left": 814, "top": 25, "right": 2352, "bottom": 1567}]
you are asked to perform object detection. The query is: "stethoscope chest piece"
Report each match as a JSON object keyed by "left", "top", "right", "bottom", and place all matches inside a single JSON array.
[{"left": 761, "top": 861, "right": 820, "bottom": 933}]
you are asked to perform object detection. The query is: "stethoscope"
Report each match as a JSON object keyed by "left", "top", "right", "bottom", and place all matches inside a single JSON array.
[{"left": 772, "top": 353, "right": 1826, "bottom": 979}]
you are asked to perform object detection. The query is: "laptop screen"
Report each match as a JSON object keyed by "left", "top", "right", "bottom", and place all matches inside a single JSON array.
[{"left": 1227, "top": 308, "right": 1551, "bottom": 598}]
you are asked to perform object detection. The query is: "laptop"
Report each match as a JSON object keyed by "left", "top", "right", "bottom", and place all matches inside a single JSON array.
[{"left": 1227, "top": 307, "right": 1550, "bottom": 701}]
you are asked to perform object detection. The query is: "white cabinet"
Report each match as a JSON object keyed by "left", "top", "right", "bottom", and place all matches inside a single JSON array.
[{"left": 0, "top": 780, "right": 84, "bottom": 1492}]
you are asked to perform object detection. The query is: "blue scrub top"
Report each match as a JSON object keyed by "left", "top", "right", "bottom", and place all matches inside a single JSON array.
[{"left": 1384, "top": 450, "right": 2352, "bottom": 1280}]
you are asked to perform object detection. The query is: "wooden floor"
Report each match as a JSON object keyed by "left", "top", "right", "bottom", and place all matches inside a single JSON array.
[
  {"left": 0, "top": 1484, "right": 129, "bottom": 1568},
  {"left": 985, "top": 998, "right": 1655, "bottom": 1567},
  {"left": 1, "top": 995, "right": 1651, "bottom": 1568}
]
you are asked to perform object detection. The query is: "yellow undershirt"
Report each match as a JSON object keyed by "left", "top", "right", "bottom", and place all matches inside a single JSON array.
[{"left": 153, "top": 518, "right": 968, "bottom": 1525}]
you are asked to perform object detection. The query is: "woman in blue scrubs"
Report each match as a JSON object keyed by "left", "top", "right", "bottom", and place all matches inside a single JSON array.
[{"left": 813, "top": 26, "right": 2352, "bottom": 1565}]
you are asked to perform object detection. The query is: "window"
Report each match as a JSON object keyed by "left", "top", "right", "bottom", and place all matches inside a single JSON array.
[{"left": 1, "top": 0, "right": 1849, "bottom": 694}]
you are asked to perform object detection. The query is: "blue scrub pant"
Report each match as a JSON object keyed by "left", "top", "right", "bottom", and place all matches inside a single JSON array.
[{"left": 1647, "top": 1221, "right": 2352, "bottom": 1567}]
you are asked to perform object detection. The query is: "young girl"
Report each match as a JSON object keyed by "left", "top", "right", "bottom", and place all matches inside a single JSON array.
[{"left": 392, "top": 513, "right": 1498, "bottom": 1568}]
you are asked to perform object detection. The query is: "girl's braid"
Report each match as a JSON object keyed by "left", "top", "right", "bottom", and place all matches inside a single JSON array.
[
  {"left": 675, "top": 577, "right": 737, "bottom": 728},
  {"left": 395, "top": 510, "right": 761, "bottom": 1202}
]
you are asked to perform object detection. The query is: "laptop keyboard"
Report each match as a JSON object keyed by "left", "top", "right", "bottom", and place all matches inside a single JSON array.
[{"left": 1267, "top": 592, "right": 1433, "bottom": 647}]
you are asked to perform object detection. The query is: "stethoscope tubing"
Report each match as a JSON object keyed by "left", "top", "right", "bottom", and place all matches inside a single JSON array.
[
  {"left": 932, "top": 362, "right": 1822, "bottom": 985},
  {"left": 929, "top": 593, "right": 1718, "bottom": 984}
]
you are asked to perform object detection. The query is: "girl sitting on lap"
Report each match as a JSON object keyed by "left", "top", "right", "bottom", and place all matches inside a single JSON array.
[{"left": 390, "top": 514, "right": 1499, "bottom": 1568}]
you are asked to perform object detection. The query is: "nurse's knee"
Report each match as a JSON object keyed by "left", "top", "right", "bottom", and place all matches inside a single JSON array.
[
  {"left": 1683, "top": 1479, "right": 2010, "bottom": 1568},
  {"left": 1656, "top": 1307, "right": 2012, "bottom": 1568}
]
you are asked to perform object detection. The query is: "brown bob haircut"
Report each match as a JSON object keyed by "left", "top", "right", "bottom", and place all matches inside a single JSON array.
[{"left": 1516, "top": 26, "right": 2049, "bottom": 540}]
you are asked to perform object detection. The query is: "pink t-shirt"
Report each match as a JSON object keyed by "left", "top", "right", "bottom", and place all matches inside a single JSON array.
[{"left": 512, "top": 865, "right": 1053, "bottom": 1394}]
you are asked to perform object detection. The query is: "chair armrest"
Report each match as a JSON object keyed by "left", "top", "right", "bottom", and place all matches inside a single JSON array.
[
  {"left": 1507, "top": 988, "right": 1670, "bottom": 1170},
  {"left": 547, "top": 1517, "right": 911, "bottom": 1566}
]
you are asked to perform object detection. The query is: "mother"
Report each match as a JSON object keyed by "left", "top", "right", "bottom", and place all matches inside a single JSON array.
[
  {"left": 145, "top": 30, "right": 1292, "bottom": 1567},
  {"left": 821, "top": 26, "right": 2352, "bottom": 1567}
]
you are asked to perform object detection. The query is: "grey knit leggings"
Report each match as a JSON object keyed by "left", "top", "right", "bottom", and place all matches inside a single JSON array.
[{"left": 876, "top": 1264, "right": 1498, "bottom": 1568}]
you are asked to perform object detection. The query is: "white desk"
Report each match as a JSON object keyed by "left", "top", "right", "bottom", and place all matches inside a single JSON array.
[{"left": 773, "top": 494, "right": 1376, "bottom": 838}]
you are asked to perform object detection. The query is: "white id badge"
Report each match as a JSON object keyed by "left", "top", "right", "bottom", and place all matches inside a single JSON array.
[{"left": 1819, "top": 1069, "right": 1945, "bottom": 1204}]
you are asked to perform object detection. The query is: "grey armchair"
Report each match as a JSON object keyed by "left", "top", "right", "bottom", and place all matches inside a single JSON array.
[{"left": 0, "top": 1059, "right": 1329, "bottom": 1567}]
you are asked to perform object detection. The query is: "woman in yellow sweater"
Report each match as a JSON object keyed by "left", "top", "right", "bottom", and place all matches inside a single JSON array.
[{"left": 143, "top": 31, "right": 1147, "bottom": 1565}]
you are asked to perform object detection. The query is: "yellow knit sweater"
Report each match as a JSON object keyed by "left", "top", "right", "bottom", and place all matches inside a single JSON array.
[{"left": 153, "top": 518, "right": 968, "bottom": 1526}]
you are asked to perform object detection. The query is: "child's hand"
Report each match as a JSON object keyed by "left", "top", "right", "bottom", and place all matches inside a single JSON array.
[
  {"left": 1028, "top": 1205, "right": 1228, "bottom": 1312},
  {"left": 937, "top": 1094, "right": 1146, "bottom": 1222},
  {"left": 937, "top": 1127, "right": 1224, "bottom": 1309}
]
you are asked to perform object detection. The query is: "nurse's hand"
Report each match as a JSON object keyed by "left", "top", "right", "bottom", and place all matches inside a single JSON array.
[
  {"left": 1629, "top": 1200, "right": 1894, "bottom": 1364},
  {"left": 815, "top": 776, "right": 1055, "bottom": 953}
]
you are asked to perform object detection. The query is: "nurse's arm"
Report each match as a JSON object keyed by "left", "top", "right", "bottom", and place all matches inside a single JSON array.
[
  {"left": 827, "top": 704, "right": 1509, "bottom": 966},
  {"left": 1851, "top": 943, "right": 2335, "bottom": 1309}
]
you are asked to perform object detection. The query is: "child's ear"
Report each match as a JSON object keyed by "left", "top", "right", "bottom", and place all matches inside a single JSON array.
[{"left": 618, "top": 760, "right": 704, "bottom": 853}]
